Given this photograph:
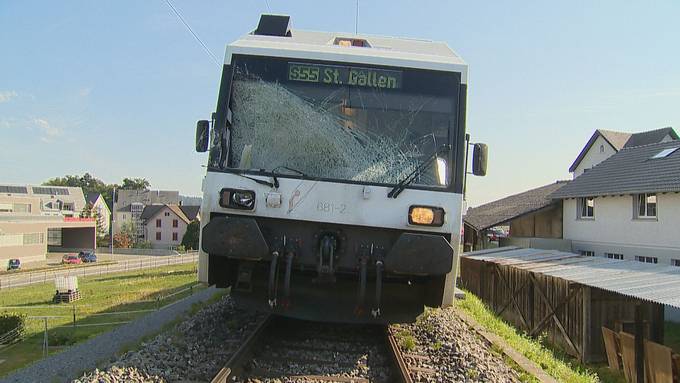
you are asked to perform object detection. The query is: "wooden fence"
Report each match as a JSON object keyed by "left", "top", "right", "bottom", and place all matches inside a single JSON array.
[{"left": 460, "top": 256, "right": 664, "bottom": 362}]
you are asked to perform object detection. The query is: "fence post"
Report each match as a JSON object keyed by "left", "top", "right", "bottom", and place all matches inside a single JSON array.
[
  {"left": 156, "top": 296, "right": 160, "bottom": 311},
  {"left": 42, "top": 318, "right": 49, "bottom": 358},
  {"left": 72, "top": 305, "right": 76, "bottom": 330}
]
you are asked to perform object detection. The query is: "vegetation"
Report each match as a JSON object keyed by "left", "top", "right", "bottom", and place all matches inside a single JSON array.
[
  {"left": 0, "top": 312, "right": 26, "bottom": 340},
  {"left": 666, "top": 321, "right": 680, "bottom": 353},
  {"left": 0, "top": 262, "right": 201, "bottom": 376},
  {"left": 457, "top": 290, "right": 625, "bottom": 383},
  {"left": 181, "top": 220, "right": 200, "bottom": 250},
  {"left": 113, "top": 221, "right": 136, "bottom": 248},
  {"left": 43, "top": 173, "right": 151, "bottom": 211}
]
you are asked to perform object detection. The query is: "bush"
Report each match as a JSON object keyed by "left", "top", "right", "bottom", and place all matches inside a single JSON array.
[
  {"left": 176, "top": 245, "right": 186, "bottom": 253},
  {"left": 0, "top": 312, "right": 26, "bottom": 343},
  {"left": 135, "top": 241, "right": 152, "bottom": 249}
]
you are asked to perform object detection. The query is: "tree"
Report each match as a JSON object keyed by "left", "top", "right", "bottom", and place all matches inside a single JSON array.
[
  {"left": 44, "top": 173, "right": 152, "bottom": 211},
  {"left": 113, "top": 221, "right": 136, "bottom": 248},
  {"left": 181, "top": 221, "right": 200, "bottom": 250},
  {"left": 121, "top": 178, "right": 150, "bottom": 190}
]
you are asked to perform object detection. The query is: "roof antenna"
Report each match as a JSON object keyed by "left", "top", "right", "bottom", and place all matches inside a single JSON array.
[{"left": 355, "top": 0, "right": 359, "bottom": 34}]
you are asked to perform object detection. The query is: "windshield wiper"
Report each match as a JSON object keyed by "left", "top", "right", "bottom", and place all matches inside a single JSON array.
[
  {"left": 272, "top": 166, "right": 308, "bottom": 178},
  {"left": 387, "top": 144, "right": 451, "bottom": 199},
  {"left": 236, "top": 173, "right": 278, "bottom": 188}
]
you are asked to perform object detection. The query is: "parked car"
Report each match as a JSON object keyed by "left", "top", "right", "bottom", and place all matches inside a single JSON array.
[
  {"left": 78, "top": 250, "right": 97, "bottom": 263},
  {"left": 62, "top": 254, "right": 82, "bottom": 265},
  {"left": 7, "top": 259, "right": 21, "bottom": 271}
]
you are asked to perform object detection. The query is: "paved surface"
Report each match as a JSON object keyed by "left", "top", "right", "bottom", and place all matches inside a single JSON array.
[
  {"left": 0, "top": 254, "right": 198, "bottom": 290},
  {"left": 0, "top": 286, "right": 219, "bottom": 383}
]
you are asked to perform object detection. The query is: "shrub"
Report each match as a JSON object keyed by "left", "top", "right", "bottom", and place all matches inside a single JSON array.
[
  {"left": 0, "top": 312, "right": 26, "bottom": 343},
  {"left": 135, "top": 241, "right": 152, "bottom": 249},
  {"left": 176, "top": 245, "right": 186, "bottom": 253}
]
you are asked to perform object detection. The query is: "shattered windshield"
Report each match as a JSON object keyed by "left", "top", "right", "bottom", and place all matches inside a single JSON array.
[{"left": 227, "top": 56, "right": 458, "bottom": 187}]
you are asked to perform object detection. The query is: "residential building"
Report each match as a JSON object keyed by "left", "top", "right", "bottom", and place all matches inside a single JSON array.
[
  {"left": 463, "top": 181, "right": 569, "bottom": 251},
  {"left": 0, "top": 184, "right": 96, "bottom": 263},
  {"left": 551, "top": 140, "right": 680, "bottom": 266},
  {"left": 112, "top": 189, "right": 179, "bottom": 240},
  {"left": 569, "top": 127, "right": 677, "bottom": 178},
  {"left": 85, "top": 192, "right": 111, "bottom": 237},
  {"left": 140, "top": 204, "right": 200, "bottom": 249}
]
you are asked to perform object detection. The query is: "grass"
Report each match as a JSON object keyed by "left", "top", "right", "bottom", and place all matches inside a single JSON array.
[
  {"left": 457, "top": 290, "right": 626, "bottom": 383},
  {"left": 0, "top": 262, "right": 201, "bottom": 377},
  {"left": 665, "top": 321, "right": 680, "bottom": 353}
]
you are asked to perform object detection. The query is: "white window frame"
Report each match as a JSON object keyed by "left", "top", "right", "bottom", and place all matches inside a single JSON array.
[
  {"left": 671, "top": 259, "right": 680, "bottom": 267},
  {"left": 605, "top": 252, "right": 624, "bottom": 260},
  {"left": 579, "top": 250, "right": 595, "bottom": 257},
  {"left": 634, "top": 255, "right": 658, "bottom": 264},
  {"left": 578, "top": 197, "right": 595, "bottom": 219},
  {"left": 634, "top": 193, "right": 657, "bottom": 219}
]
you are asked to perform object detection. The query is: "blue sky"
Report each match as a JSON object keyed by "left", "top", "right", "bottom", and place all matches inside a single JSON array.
[{"left": 1, "top": 1, "right": 679, "bottom": 206}]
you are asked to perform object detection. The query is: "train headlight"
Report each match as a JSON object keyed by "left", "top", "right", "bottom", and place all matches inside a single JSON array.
[
  {"left": 219, "top": 188, "right": 256, "bottom": 210},
  {"left": 408, "top": 206, "right": 445, "bottom": 226}
]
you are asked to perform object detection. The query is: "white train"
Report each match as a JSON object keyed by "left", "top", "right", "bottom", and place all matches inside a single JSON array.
[{"left": 195, "top": 15, "right": 486, "bottom": 323}]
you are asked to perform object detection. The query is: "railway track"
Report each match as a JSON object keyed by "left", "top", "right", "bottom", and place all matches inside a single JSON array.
[{"left": 211, "top": 315, "right": 434, "bottom": 383}]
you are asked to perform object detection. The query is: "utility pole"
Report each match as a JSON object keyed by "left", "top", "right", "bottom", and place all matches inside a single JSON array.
[{"left": 110, "top": 187, "right": 116, "bottom": 257}]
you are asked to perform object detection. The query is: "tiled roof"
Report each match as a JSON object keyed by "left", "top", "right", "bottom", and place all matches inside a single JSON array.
[
  {"left": 85, "top": 192, "right": 101, "bottom": 205},
  {"left": 552, "top": 141, "right": 680, "bottom": 198},
  {"left": 140, "top": 204, "right": 164, "bottom": 221},
  {"left": 179, "top": 205, "right": 200, "bottom": 221},
  {"left": 568, "top": 127, "right": 677, "bottom": 172},
  {"left": 624, "top": 127, "right": 678, "bottom": 148},
  {"left": 464, "top": 181, "right": 569, "bottom": 231}
]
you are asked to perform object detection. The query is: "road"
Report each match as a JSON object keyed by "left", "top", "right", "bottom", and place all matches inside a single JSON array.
[{"left": 0, "top": 253, "right": 198, "bottom": 290}]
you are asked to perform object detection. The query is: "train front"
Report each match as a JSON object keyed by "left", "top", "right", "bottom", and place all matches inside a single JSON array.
[{"left": 197, "top": 16, "right": 468, "bottom": 323}]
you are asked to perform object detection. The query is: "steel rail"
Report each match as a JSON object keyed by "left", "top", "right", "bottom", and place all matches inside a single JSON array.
[
  {"left": 210, "top": 314, "right": 273, "bottom": 383},
  {"left": 385, "top": 326, "right": 414, "bottom": 383}
]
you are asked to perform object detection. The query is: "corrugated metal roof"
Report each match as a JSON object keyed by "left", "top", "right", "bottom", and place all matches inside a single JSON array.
[{"left": 462, "top": 247, "right": 680, "bottom": 308}]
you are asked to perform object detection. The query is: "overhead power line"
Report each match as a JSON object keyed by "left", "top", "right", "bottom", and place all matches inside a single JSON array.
[
  {"left": 264, "top": 0, "right": 271, "bottom": 12},
  {"left": 163, "top": 0, "right": 221, "bottom": 67}
]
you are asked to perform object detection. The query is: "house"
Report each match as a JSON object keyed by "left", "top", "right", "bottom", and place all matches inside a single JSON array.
[
  {"left": 463, "top": 181, "right": 569, "bottom": 251},
  {"left": 140, "top": 204, "right": 200, "bottom": 249},
  {"left": 569, "top": 127, "right": 677, "bottom": 178},
  {"left": 85, "top": 192, "right": 111, "bottom": 237},
  {"left": 112, "top": 189, "right": 179, "bottom": 240},
  {"left": 551, "top": 140, "right": 680, "bottom": 266},
  {"left": 0, "top": 184, "right": 96, "bottom": 263}
]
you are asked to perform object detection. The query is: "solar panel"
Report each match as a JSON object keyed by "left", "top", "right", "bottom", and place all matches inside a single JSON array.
[
  {"left": 0, "top": 185, "right": 28, "bottom": 194},
  {"left": 32, "top": 187, "right": 70, "bottom": 195}
]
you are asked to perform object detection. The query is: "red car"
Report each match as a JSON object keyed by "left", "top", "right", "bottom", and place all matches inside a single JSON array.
[{"left": 62, "top": 254, "right": 82, "bottom": 265}]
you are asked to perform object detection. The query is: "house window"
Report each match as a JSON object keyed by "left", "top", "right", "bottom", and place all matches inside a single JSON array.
[
  {"left": 172, "top": 232, "right": 178, "bottom": 241},
  {"left": 156, "top": 219, "right": 161, "bottom": 228},
  {"left": 605, "top": 253, "right": 624, "bottom": 260},
  {"left": 671, "top": 259, "right": 680, "bottom": 267},
  {"left": 164, "top": 212, "right": 170, "bottom": 217},
  {"left": 578, "top": 197, "right": 595, "bottom": 219},
  {"left": 580, "top": 250, "right": 595, "bottom": 257},
  {"left": 634, "top": 193, "right": 657, "bottom": 218},
  {"left": 156, "top": 232, "right": 161, "bottom": 241},
  {"left": 172, "top": 219, "right": 178, "bottom": 228},
  {"left": 599, "top": 144, "right": 604, "bottom": 153},
  {"left": 634, "top": 255, "right": 657, "bottom": 264}
]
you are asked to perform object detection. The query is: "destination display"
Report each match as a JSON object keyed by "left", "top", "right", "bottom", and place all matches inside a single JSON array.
[{"left": 288, "top": 62, "right": 402, "bottom": 89}]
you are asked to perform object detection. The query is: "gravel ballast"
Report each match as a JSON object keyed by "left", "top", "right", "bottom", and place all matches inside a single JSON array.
[
  {"left": 393, "top": 307, "right": 521, "bottom": 382},
  {"left": 1, "top": 286, "right": 219, "bottom": 383},
  {"left": 74, "top": 295, "right": 264, "bottom": 383}
]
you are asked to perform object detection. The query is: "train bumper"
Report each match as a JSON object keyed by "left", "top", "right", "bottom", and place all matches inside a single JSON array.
[{"left": 201, "top": 215, "right": 453, "bottom": 277}]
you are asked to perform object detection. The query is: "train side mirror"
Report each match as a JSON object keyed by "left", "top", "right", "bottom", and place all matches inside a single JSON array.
[
  {"left": 472, "top": 143, "right": 488, "bottom": 176},
  {"left": 195, "top": 120, "right": 210, "bottom": 152}
]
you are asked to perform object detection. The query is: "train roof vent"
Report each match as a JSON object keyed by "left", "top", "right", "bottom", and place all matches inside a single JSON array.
[{"left": 254, "top": 14, "right": 292, "bottom": 37}]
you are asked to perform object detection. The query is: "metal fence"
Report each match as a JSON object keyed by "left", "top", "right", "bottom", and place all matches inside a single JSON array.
[
  {"left": 0, "top": 253, "right": 199, "bottom": 290},
  {"left": 0, "top": 283, "right": 203, "bottom": 357}
]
